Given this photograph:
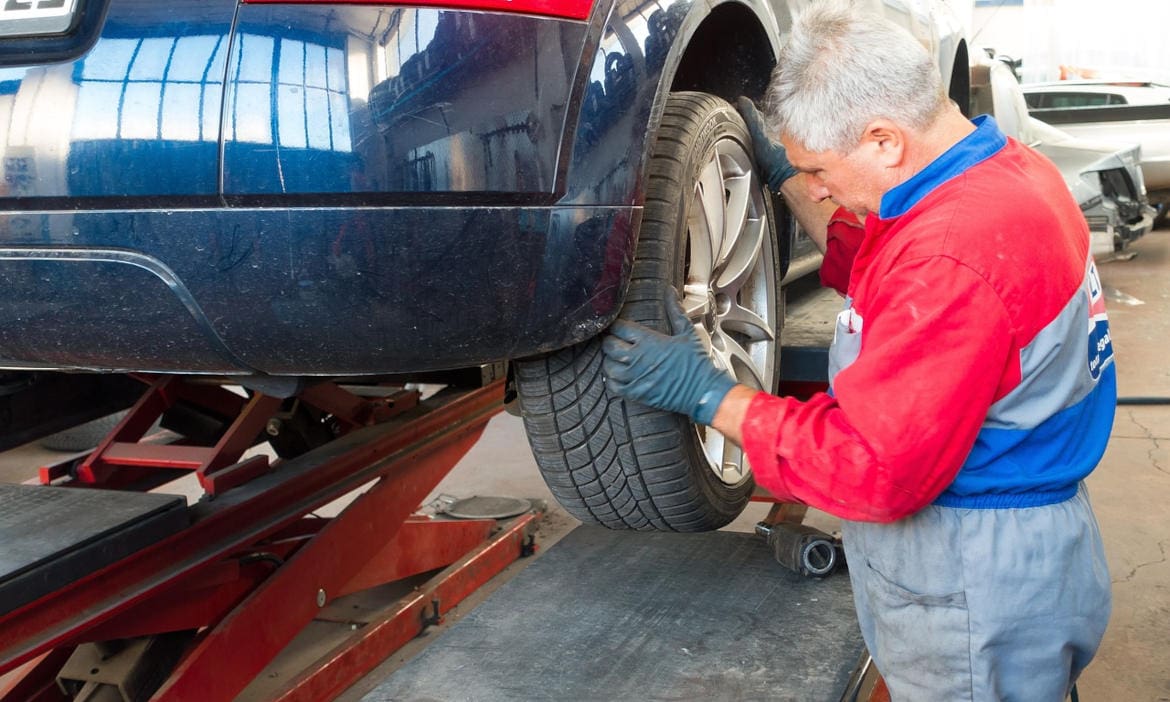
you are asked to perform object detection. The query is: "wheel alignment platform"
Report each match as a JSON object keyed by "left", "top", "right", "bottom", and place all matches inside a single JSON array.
[
  {"left": 0, "top": 377, "right": 542, "bottom": 702},
  {"left": 364, "top": 526, "right": 874, "bottom": 702},
  {"left": 0, "top": 485, "right": 187, "bottom": 619}
]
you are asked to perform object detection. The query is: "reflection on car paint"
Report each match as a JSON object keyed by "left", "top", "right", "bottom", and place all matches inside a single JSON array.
[
  {"left": 224, "top": 7, "right": 584, "bottom": 196},
  {"left": 0, "top": 1, "right": 237, "bottom": 199},
  {"left": 565, "top": 1, "right": 689, "bottom": 205}
]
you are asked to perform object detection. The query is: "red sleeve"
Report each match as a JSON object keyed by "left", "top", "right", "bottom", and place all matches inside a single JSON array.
[
  {"left": 818, "top": 207, "right": 865, "bottom": 295},
  {"left": 742, "top": 256, "right": 1016, "bottom": 522}
]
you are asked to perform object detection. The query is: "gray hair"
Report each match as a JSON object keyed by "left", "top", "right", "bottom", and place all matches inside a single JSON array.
[{"left": 765, "top": 1, "right": 948, "bottom": 153}]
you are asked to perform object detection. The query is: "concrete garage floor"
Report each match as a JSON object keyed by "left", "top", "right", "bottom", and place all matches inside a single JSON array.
[
  {"left": 1, "top": 231, "right": 1168, "bottom": 700},
  {"left": 1084, "top": 228, "right": 1170, "bottom": 701}
]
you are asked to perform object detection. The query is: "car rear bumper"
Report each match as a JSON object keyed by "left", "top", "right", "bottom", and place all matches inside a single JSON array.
[
  {"left": 1088, "top": 205, "right": 1155, "bottom": 258},
  {"left": 0, "top": 204, "right": 637, "bottom": 375},
  {"left": 0, "top": 4, "right": 666, "bottom": 377},
  {"left": 1118, "top": 206, "right": 1156, "bottom": 246}
]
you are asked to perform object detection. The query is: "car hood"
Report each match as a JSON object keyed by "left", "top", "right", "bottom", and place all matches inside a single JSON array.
[
  {"left": 1027, "top": 119, "right": 1142, "bottom": 204},
  {"left": 1033, "top": 139, "right": 1139, "bottom": 172}
]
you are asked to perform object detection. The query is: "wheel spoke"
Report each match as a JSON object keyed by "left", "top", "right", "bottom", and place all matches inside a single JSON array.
[
  {"left": 718, "top": 162, "right": 752, "bottom": 266},
  {"left": 720, "top": 438, "right": 746, "bottom": 484},
  {"left": 715, "top": 213, "right": 765, "bottom": 295},
  {"left": 687, "top": 188, "right": 714, "bottom": 287},
  {"left": 681, "top": 284, "right": 709, "bottom": 321},
  {"left": 715, "top": 331, "right": 767, "bottom": 390},
  {"left": 696, "top": 158, "right": 726, "bottom": 264},
  {"left": 720, "top": 299, "right": 775, "bottom": 343}
]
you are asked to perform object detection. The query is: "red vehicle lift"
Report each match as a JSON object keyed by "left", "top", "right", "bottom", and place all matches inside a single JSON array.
[
  {"left": 0, "top": 374, "right": 539, "bottom": 702},
  {"left": 0, "top": 287, "right": 889, "bottom": 702}
]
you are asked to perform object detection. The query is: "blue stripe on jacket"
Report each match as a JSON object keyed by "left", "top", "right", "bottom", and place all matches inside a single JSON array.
[{"left": 935, "top": 364, "right": 1116, "bottom": 508}]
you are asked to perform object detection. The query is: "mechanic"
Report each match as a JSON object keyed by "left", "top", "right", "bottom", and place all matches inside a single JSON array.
[{"left": 600, "top": 4, "right": 1113, "bottom": 700}]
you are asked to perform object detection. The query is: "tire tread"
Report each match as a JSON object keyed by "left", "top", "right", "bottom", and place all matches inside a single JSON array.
[{"left": 515, "top": 91, "right": 773, "bottom": 532}]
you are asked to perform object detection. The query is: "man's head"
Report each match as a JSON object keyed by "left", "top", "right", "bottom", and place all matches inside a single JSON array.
[{"left": 764, "top": 1, "right": 953, "bottom": 214}]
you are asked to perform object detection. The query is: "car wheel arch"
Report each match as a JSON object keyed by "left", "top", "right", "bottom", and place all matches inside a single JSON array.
[
  {"left": 642, "top": 1, "right": 780, "bottom": 148},
  {"left": 554, "top": 1, "right": 783, "bottom": 331},
  {"left": 946, "top": 39, "right": 972, "bottom": 118},
  {"left": 627, "top": 2, "right": 784, "bottom": 280}
]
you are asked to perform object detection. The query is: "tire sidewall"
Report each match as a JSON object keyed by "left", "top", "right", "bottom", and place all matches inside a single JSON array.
[
  {"left": 620, "top": 92, "right": 781, "bottom": 516},
  {"left": 513, "top": 92, "right": 781, "bottom": 532}
]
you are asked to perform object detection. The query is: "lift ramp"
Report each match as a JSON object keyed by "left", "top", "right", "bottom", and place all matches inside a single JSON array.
[
  {"left": 0, "top": 484, "right": 186, "bottom": 618},
  {"left": 365, "top": 527, "right": 868, "bottom": 702}
]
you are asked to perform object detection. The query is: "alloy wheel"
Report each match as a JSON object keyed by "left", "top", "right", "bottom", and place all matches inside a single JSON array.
[{"left": 681, "top": 137, "right": 778, "bottom": 487}]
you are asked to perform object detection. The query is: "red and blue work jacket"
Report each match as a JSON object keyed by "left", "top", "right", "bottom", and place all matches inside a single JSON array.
[{"left": 741, "top": 116, "right": 1117, "bottom": 522}]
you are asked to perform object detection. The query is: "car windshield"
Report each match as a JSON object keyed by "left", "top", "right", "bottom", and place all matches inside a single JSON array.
[{"left": 1028, "top": 92, "right": 1125, "bottom": 108}]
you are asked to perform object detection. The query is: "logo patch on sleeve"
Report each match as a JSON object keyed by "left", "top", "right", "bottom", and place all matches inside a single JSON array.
[{"left": 1085, "top": 261, "right": 1113, "bottom": 381}]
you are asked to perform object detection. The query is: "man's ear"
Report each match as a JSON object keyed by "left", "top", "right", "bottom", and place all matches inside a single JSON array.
[{"left": 860, "top": 119, "right": 904, "bottom": 169}]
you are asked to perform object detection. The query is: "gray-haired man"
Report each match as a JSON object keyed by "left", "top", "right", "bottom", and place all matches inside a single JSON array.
[{"left": 602, "top": 3, "right": 1113, "bottom": 699}]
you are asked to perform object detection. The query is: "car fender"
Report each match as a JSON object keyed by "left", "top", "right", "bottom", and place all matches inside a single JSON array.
[
  {"left": 555, "top": 0, "right": 785, "bottom": 333},
  {"left": 561, "top": 0, "right": 783, "bottom": 207}
]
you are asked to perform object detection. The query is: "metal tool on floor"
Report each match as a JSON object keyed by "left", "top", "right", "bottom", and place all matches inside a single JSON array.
[{"left": 756, "top": 520, "right": 843, "bottom": 578}]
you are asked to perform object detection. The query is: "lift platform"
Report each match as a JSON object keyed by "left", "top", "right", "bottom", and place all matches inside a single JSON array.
[
  {"left": 0, "top": 375, "right": 543, "bottom": 702},
  {"left": 363, "top": 527, "right": 878, "bottom": 702},
  {"left": 778, "top": 277, "right": 841, "bottom": 389}
]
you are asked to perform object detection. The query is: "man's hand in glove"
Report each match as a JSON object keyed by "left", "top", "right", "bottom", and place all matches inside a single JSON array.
[
  {"left": 601, "top": 294, "right": 737, "bottom": 426},
  {"left": 736, "top": 97, "right": 799, "bottom": 192}
]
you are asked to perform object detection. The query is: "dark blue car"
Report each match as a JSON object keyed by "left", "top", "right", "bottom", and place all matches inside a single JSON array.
[{"left": 0, "top": 0, "right": 969, "bottom": 530}]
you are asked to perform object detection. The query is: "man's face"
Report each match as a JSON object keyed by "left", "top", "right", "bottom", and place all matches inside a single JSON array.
[{"left": 781, "top": 136, "right": 885, "bottom": 216}]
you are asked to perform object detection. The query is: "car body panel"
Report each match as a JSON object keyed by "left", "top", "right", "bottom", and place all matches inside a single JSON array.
[
  {"left": 1030, "top": 130, "right": 1154, "bottom": 256},
  {"left": 562, "top": 0, "right": 784, "bottom": 207},
  {"left": 1031, "top": 117, "right": 1170, "bottom": 199},
  {"left": 0, "top": 0, "right": 967, "bottom": 377},
  {"left": 1022, "top": 81, "right": 1170, "bottom": 208},
  {"left": 0, "top": 204, "right": 636, "bottom": 374},
  {"left": 223, "top": 7, "right": 585, "bottom": 197},
  {"left": 0, "top": 1, "right": 235, "bottom": 200},
  {"left": 1022, "top": 80, "right": 1170, "bottom": 109},
  {"left": 972, "top": 58, "right": 1154, "bottom": 257}
]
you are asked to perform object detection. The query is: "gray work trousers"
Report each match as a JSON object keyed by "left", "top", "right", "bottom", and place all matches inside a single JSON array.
[{"left": 842, "top": 484, "right": 1111, "bottom": 701}]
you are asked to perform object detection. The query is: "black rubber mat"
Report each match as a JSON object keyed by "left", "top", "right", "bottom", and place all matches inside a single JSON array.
[
  {"left": 364, "top": 526, "right": 864, "bottom": 701},
  {"left": 0, "top": 483, "right": 187, "bottom": 616}
]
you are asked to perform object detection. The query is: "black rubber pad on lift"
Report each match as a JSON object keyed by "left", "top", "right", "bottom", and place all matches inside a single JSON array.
[
  {"left": 0, "top": 483, "right": 187, "bottom": 616},
  {"left": 365, "top": 527, "right": 864, "bottom": 701}
]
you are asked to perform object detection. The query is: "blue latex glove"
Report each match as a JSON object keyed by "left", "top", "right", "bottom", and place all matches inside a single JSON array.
[
  {"left": 602, "top": 294, "right": 737, "bottom": 426},
  {"left": 736, "top": 97, "right": 799, "bottom": 192}
]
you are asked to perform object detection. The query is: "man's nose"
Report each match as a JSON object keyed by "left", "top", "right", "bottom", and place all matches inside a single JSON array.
[{"left": 808, "top": 182, "right": 832, "bottom": 202}]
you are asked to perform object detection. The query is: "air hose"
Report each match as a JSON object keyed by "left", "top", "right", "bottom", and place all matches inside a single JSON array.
[{"left": 1117, "top": 397, "right": 1170, "bottom": 405}]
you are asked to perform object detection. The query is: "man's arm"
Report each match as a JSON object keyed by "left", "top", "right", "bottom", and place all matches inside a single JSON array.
[
  {"left": 737, "top": 258, "right": 1015, "bottom": 522},
  {"left": 602, "top": 258, "right": 1014, "bottom": 523},
  {"left": 776, "top": 174, "right": 865, "bottom": 296},
  {"left": 737, "top": 97, "right": 842, "bottom": 256},
  {"left": 711, "top": 384, "right": 756, "bottom": 445},
  {"left": 779, "top": 175, "right": 837, "bottom": 254}
]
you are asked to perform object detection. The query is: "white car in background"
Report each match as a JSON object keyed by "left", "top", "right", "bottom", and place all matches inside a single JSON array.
[
  {"left": 972, "top": 60, "right": 1156, "bottom": 258},
  {"left": 1022, "top": 80, "right": 1170, "bottom": 109},
  {"left": 1022, "top": 81, "right": 1170, "bottom": 226}
]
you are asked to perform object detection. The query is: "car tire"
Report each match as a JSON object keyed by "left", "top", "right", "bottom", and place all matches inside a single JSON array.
[{"left": 515, "top": 91, "right": 782, "bottom": 531}]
